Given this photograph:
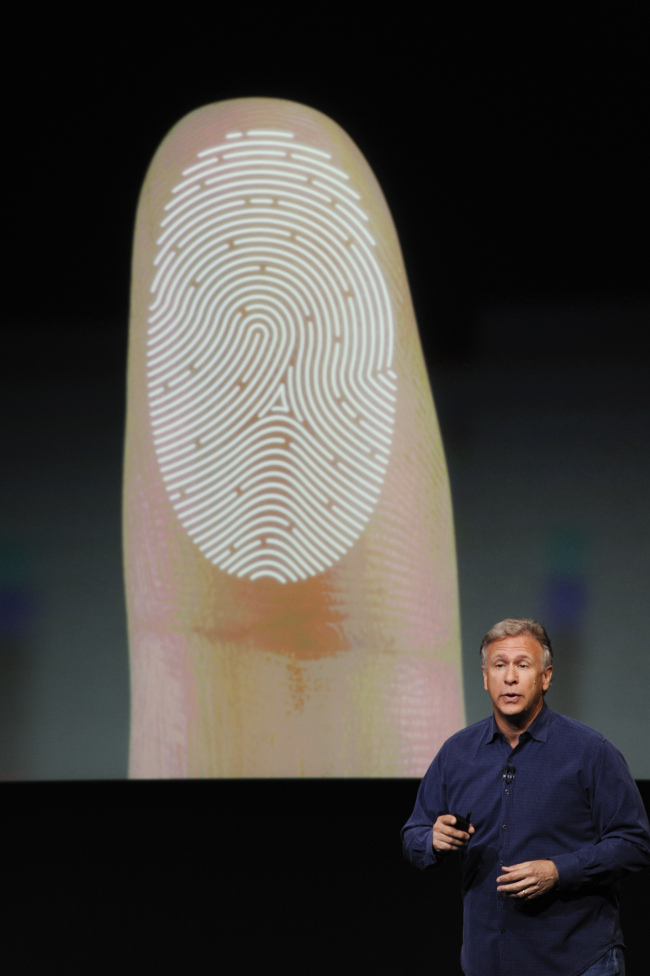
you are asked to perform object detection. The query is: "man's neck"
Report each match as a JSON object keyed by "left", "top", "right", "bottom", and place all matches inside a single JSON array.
[{"left": 495, "top": 701, "right": 544, "bottom": 749}]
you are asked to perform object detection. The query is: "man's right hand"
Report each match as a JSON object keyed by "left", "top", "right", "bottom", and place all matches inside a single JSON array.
[{"left": 432, "top": 814, "right": 475, "bottom": 852}]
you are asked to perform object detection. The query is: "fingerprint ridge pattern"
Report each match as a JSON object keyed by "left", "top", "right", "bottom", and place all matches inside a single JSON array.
[{"left": 147, "top": 128, "right": 397, "bottom": 583}]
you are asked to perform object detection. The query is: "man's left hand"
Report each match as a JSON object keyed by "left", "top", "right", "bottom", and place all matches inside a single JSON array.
[{"left": 496, "top": 860, "right": 559, "bottom": 900}]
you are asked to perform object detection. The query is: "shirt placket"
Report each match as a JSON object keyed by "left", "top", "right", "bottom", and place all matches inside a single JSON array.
[{"left": 496, "top": 737, "right": 522, "bottom": 976}]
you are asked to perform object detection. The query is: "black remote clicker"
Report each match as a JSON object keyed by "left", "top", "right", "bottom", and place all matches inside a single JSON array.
[{"left": 452, "top": 812, "right": 472, "bottom": 833}]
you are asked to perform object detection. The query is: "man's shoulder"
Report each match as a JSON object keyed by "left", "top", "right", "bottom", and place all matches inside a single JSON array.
[
  {"left": 547, "top": 708, "right": 608, "bottom": 742},
  {"left": 546, "top": 707, "right": 614, "bottom": 754},
  {"left": 419, "top": 718, "right": 492, "bottom": 780},
  {"left": 439, "top": 716, "right": 493, "bottom": 752}
]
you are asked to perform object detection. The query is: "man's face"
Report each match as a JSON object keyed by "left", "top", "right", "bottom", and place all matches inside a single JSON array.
[{"left": 482, "top": 633, "right": 552, "bottom": 726}]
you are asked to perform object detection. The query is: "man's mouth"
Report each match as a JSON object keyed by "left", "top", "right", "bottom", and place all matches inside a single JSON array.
[{"left": 502, "top": 694, "right": 521, "bottom": 701}]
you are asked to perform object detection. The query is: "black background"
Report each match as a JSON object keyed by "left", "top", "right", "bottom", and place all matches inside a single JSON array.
[
  {"left": 5, "top": 780, "right": 649, "bottom": 972},
  {"left": 5, "top": 10, "right": 649, "bottom": 972},
  {"left": 8, "top": 13, "right": 649, "bottom": 379}
]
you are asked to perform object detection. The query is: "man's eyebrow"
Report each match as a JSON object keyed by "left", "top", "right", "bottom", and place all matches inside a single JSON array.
[{"left": 490, "top": 653, "right": 535, "bottom": 662}]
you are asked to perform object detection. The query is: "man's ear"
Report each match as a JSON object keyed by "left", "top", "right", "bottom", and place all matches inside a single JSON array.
[
  {"left": 542, "top": 665, "right": 553, "bottom": 692},
  {"left": 482, "top": 667, "right": 488, "bottom": 691}
]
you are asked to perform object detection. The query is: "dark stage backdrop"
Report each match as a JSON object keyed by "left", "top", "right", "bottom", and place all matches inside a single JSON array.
[{"left": 5, "top": 780, "right": 649, "bottom": 972}]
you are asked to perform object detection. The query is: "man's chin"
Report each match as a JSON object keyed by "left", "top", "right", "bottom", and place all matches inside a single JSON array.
[{"left": 497, "top": 699, "right": 530, "bottom": 723}]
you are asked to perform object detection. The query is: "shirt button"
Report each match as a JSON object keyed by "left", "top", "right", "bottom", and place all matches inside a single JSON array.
[
  {"left": 499, "top": 861, "right": 504, "bottom": 867},
  {"left": 501, "top": 929, "right": 506, "bottom": 935},
  {"left": 502, "top": 824, "right": 507, "bottom": 830},
  {"left": 499, "top": 895, "right": 503, "bottom": 901},
  {"left": 504, "top": 789, "right": 509, "bottom": 794}
]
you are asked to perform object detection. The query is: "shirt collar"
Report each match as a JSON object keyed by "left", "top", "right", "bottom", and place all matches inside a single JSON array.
[{"left": 484, "top": 700, "right": 552, "bottom": 744}]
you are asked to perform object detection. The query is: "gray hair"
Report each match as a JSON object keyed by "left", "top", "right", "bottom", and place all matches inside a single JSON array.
[{"left": 480, "top": 618, "right": 553, "bottom": 671}]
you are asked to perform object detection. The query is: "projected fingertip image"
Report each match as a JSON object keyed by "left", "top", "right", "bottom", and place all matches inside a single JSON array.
[
  {"left": 147, "top": 128, "right": 397, "bottom": 583},
  {"left": 125, "top": 99, "right": 462, "bottom": 777}
]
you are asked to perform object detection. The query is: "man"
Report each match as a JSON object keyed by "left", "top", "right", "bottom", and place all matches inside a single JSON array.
[{"left": 402, "top": 618, "right": 650, "bottom": 976}]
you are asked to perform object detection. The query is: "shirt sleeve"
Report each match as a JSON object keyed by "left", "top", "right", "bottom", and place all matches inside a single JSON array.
[
  {"left": 401, "top": 750, "right": 450, "bottom": 870},
  {"left": 552, "top": 738, "right": 650, "bottom": 889}
]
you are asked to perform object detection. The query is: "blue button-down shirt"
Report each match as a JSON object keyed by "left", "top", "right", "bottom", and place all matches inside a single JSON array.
[{"left": 401, "top": 703, "right": 650, "bottom": 976}]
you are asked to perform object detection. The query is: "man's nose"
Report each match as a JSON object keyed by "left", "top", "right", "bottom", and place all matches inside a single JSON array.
[{"left": 505, "top": 665, "right": 518, "bottom": 682}]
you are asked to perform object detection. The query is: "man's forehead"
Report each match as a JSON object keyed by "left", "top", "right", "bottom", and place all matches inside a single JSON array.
[{"left": 486, "top": 633, "right": 544, "bottom": 657}]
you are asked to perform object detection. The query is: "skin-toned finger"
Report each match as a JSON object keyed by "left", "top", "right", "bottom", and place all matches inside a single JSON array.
[
  {"left": 496, "top": 860, "right": 558, "bottom": 898},
  {"left": 506, "top": 884, "right": 549, "bottom": 900},
  {"left": 433, "top": 815, "right": 475, "bottom": 851},
  {"left": 498, "top": 860, "right": 558, "bottom": 881},
  {"left": 124, "top": 97, "right": 463, "bottom": 777},
  {"left": 498, "top": 880, "right": 543, "bottom": 899}
]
